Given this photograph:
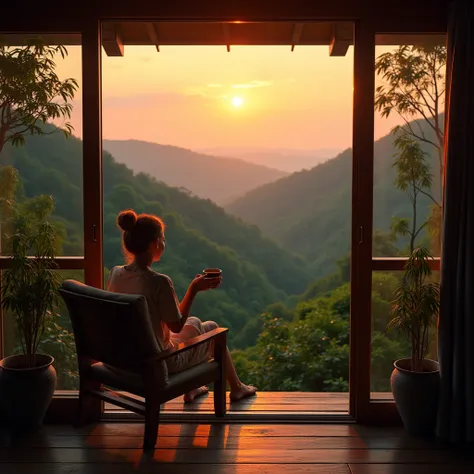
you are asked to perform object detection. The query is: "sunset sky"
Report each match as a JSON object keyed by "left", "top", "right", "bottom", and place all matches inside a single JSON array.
[{"left": 56, "top": 44, "right": 402, "bottom": 153}]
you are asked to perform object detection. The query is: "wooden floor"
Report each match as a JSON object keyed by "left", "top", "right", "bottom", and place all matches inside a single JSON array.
[
  {"left": 1, "top": 421, "right": 473, "bottom": 473},
  {"left": 104, "top": 392, "right": 392, "bottom": 417}
]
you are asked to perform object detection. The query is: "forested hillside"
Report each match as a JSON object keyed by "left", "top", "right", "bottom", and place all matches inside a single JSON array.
[
  {"left": 0, "top": 116, "right": 442, "bottom": 392},
  {"left": 1, "top": 127, "right": 312, "bottom": 349},
  {"left": 226, "top": 118, "right": 442, "bottom": 276},
  {"left": 103, "top": 139, "right": 287, "bottom": 205}
]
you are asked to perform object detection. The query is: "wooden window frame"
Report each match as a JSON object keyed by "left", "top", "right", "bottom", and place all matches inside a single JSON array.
[
  {"left": 350, "top": 19, "right": 376, "bottom": 423},
  {"left": 0, "top": 4, "right": 447, "bottom": 424},
  {"left": 47, "top": 20, "right": 104, "bottom": 422},
  {"left": 0, "top": 22, "right": 104, "bottom": 423}
]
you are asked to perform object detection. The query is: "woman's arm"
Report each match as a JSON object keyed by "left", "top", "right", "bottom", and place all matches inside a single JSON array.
[
  {"left": 165, "top": 285, "right": 197, "bottom": 332},
  {"left": 178, "top": 285, "right": 198, "bottom": 320},
  {"left": 167, "top": 274, "right": 222, "bottom": 333}
]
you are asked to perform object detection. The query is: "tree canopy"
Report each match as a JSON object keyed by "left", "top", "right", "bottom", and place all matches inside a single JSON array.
[{"left": 0, "top": 39, "right": 77, "bottom": 157}]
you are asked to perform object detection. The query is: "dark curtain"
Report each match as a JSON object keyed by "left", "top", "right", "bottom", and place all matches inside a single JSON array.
[{"left": 437, "top": 0, "right": 474, "bottom": 444}]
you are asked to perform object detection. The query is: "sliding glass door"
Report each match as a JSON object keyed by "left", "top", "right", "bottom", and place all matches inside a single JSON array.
[
  {"left": 350, "top": 25, "right": 446, "bottom": 423},
  {"left": 0, "top": 19, "right": 447, "bottom": 423}
]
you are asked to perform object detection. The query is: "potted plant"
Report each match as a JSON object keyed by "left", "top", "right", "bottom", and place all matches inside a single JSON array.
[
  {"left": 0, "top": 183, "right": 61, "bottom": 433},
  {"left": 389, "top": 246, "right": 440, "bottom": 436}
]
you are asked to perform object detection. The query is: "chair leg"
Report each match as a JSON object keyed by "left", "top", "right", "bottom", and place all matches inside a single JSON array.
[
  {"left": 143, "top": 400, "right": 160, "bottom": 451},
  {"left": 76, "top": 379, "right": 101, "bottom": 428},
  {"left": 76, "top": 388, "right": 87, "bottom": 428},
  {"left": 214, "top": 375, "right": 226, "bottom": 417},
  {"left": 214, "top": 333, "right": 227, "bottom": 417}
]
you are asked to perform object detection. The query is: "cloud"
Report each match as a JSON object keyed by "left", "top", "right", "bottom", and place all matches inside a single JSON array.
[{"left": 232, "top": 80, "right": 273, "bottom": 89}]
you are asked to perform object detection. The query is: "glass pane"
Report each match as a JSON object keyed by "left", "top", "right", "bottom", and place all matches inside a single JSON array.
[
  {"left": 1, "top": 269, "right": 83, "bottom": 390},
  {"left": 101, "top": 21, "right": 353, "bottom": 409},
  {"left": 0, "top": 33, "right": 83, "bottom": 256},
  {"left": 370, "top": 270, "right": 439, "bottom": 400},
  {"left": 373, "top": 34, "right": 446, "bottom": 258}
]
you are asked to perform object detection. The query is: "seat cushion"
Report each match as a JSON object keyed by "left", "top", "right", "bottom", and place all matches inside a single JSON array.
[{"left": 89, "top": 360, "right": 219, "bottom": 398}]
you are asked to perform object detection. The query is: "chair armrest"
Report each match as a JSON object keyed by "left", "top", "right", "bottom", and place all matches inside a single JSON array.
[{"left": 149, "top": 327, "right": 228, "bottom": 362}]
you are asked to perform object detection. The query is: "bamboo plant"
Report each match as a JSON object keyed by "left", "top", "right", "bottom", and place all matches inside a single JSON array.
[
  {"left": 1, "top": 177, "right": 61, "bottom": 368},
  {"left": 388, "top": 247, "right": 440, "bottom": 372}
]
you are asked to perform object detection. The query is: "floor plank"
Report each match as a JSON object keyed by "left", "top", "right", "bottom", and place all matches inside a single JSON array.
[
  {"left": 0, "top": 447, "right": 463, "bottom": 464},
  {"left": 158, "top": 405, "right": 349, "bottom": 412},
  {"left": 42, "top": 423, "right": 364, "bottom": 438},
  {"left": 104, "top": 392, "right": 353, "bottom": 414},
  {"left": 2, "top": 435, "right": 452, "bottom": 450},
  {"left": 2, "top": 422, "right": 472, "bottom": 474},
  {"left": 0, "top": 422, "right": 474, "bottom": 474},
  {"left": 349, "top": 464, "right": 474, "bottom": 474},
  {"left": 0, "top": 464, "right": 351, "bottom": 474}
]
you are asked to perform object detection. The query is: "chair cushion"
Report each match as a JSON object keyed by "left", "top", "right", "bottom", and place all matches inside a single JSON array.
[{"left": 89, "top": 360, "right": 219, "bottom": 398}]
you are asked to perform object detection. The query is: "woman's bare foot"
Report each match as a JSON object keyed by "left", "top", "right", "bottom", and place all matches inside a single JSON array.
[
  {"left": 183, "top": 386, "right": 209, "bottom": 403},
  {"left": 230, "top": 383, "right": 258, "bottom": 402}
]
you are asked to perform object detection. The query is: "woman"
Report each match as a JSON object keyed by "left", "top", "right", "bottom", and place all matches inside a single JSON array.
[{"left": 107, "top": 209, "right": 257, "bottom": 402}]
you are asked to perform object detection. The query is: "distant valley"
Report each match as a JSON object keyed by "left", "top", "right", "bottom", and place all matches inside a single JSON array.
[
  {"left": 103, "top": 140, "right": 288, "bottom": 204},
  {"left": 198, "top": 147, "right": 342, "bottom": 172}
]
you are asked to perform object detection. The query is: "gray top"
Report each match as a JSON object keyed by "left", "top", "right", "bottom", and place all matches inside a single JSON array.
[{"left": 107, "top": 265, "right": 182, "bottom": 351}]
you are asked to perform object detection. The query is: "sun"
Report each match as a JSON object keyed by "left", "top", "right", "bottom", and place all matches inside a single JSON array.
[{"left": 231, "top": 96, "right": 244, "bottom": 107}]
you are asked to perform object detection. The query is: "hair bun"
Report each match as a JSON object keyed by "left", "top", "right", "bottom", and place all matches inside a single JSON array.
[{"left": 117, "top": 210, "right": 137, "bottom": 232}]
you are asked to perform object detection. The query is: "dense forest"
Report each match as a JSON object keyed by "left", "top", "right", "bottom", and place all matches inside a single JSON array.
[{"left": 1, "top": 117, "right": 439, "bottom": 392}]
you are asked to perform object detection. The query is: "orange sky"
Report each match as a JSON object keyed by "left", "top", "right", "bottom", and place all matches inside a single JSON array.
[{"left": 56, "top": 44, "right": 402, "bottom": 152}]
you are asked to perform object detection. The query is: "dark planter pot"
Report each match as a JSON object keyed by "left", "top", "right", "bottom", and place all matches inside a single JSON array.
[
  {"left": 391, "top": 358, "right": 440, "bottom": 436},
  {"left": 0, "top": 354, "right": 56, "bottom": 433}
]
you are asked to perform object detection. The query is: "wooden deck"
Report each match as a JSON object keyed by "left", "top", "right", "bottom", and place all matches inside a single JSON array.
[
  {"left": 1, "top": 421, "right": 473, "bottom": 473},
  {"left": 104, "top": 392, "right": 392, "bottom": 418}
]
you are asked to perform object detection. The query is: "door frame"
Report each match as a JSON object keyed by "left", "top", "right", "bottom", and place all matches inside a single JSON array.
[
  {"left": 350, "top": 19, "right": 375, "bottom": 422},
  {"left": 350, "top": 22, "right": 446, "bottom": 424},
  {"left": 0, "top": 5, "right": 447, "bottom": 423}
]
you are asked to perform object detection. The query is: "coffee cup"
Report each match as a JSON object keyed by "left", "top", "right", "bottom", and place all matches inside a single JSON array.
[{"left": 202, "top": 268, "right": 222, "bottom": 278}]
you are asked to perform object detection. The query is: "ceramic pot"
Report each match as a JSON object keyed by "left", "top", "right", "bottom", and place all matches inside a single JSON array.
[
  {"left": 0, "top": 354, "right": 56, "bottom": 433},
  {"left": 391, "top": 358, "right": 440, "bottom": 436}
]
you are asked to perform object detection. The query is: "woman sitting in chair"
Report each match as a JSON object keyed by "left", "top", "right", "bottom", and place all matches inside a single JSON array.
[{"left": 107, "top": 209, "right": 257, "bottom": 403}]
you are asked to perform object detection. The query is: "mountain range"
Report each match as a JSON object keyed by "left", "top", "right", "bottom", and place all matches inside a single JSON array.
[
  {"left": 1, "top": 115, "right": 442, "bottom": 345},
  {"left": 103, "top": 140, "right": 287, "bottom": 205},
  {"left": 198, "top": 147, "right": 342, "bottom": 173},
  {"left": 226, "top": 118, "right": 442, "bottom": 277}
]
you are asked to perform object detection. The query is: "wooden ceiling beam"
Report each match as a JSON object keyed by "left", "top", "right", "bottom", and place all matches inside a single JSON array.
[
  {"left": 0, "top": 1, "right": 448, "bottom": 33},
  {"left": 329, "top": 22, "right": 353, "bottom": 57},
  {"left": 290, "top": 23, "right": 304, "bottom": 52},
  {"left": 146, "top": 22, "right": 160, "bottom": 52},
  {"left": 222, "top": 23, "right": 231, "bottom": 52},
  {"left": 102, "top": 23, "right": 124, "bottom": 56}
]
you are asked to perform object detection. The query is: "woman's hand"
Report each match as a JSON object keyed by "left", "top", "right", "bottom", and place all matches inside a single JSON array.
[{"left": 190, "top": 273, "right": 222, "bottom": 293}]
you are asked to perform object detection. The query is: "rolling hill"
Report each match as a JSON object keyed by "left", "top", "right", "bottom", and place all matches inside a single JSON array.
[
  {"left": 226, "top": 118, "right": 442, "bottom": 277},
  {"left": 103, "top": 139, "right": 288, "bottom": 205}
]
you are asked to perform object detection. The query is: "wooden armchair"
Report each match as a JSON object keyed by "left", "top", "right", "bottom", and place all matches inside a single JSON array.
[{"left": 59, "top": 279, "right": 228, "bottom": 450}]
